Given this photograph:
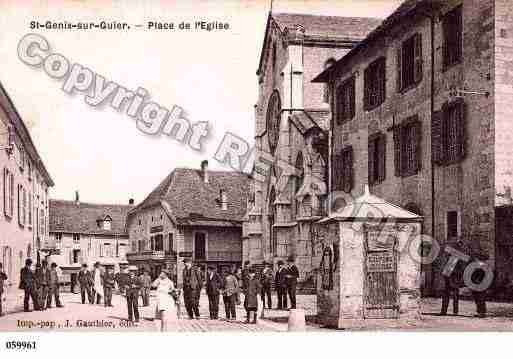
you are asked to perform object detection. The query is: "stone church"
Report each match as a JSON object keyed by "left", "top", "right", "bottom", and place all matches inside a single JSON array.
[{"left": 242, "top": 13, "right": 381, "bottom": 283}]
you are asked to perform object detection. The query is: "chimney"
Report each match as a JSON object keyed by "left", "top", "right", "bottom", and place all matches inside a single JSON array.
[
  {"left": 201, "top": 160, "right": 209, "bottom": 184},
  {"left": 220, "top": 189, "right": 227, "bottom": 211},
  {"left": 74, "top": 190, "right": 80, "bottom": 206},
  {"left": 129, "top": 198, "right": 135, "bottom": 205}
]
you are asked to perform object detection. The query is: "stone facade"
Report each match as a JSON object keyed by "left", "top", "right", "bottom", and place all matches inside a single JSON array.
[
  {"left": 315, "top": 0, "right": 513, "bottom": 294},
  {"left": 0, "top": 82, "right": 53, "bottom": 294}
]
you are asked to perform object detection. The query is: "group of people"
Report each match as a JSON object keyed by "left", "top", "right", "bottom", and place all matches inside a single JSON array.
[
  {"left": 17, "top": 258, "right": 63, "bottom": 313},
  {"left": 180, "top": 256, "right": 300, "bottom": 324}
]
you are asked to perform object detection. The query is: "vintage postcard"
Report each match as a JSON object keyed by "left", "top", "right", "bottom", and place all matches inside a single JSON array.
[{"left": 0, "top": 0, "right": 511, "bottom": 350}]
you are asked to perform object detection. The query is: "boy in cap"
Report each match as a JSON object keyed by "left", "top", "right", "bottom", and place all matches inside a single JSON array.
[{"left": 260, "top": 261, "right": 273, "bottom": 309}]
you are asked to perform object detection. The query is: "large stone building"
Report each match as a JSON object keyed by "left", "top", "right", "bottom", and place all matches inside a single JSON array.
[
  {"left": 0, "top": 81, "right": 54, "bottom": 292},
  {"left": 46, "top": 194, "right": 132, "bottom": 290},
  {"left": 313, "top": 0, "right": 513, "bottom": 294},
  {"left": 242, "top": 13, "right": 381, "bottom": 283},
  {"left": 126, "top": 162, "right": 249, "bottom": 283}
]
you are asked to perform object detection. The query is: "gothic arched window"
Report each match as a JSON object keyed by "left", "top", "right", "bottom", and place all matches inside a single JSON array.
[
  {"left": 295, "top": 152, "right": 304, "bottom": 194},
  {"left": 266, "top": 91, "right": 281, "bottom": 155},
  {"left": 323, "top": 58, "right": 337, "bottom": 103}
]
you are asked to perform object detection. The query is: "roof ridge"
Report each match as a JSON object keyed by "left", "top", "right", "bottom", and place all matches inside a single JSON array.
[
  {"left": 50, "top": 199, "right": 133, "bottom": 207},
  {"left": 272, "top": 12, "right": 382, "bottom": 20}
]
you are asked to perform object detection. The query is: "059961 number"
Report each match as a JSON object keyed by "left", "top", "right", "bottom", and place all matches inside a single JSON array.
[{"left": 5, "top": 341, "right": 37, "bottom": 350}]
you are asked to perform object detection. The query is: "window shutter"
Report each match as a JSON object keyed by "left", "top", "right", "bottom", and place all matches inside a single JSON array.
[
  {"left": 364, "top": 67, "right": 370, "bottom": 111},
  {"left": 431, "top": 110, "right": 444, "bottom": 165},
  {"left": 346, "top": 147, "right": 354, "bottom": 193},
  {"left": 368, "top": 138, "right": 376, "bottom": 185},
  {"left": 456, "top": 100, "right": 466, "bottom": 161},
  {"left": 414, "top": 33, "right": 423, "bottom": 84},
  {"left": 397, "top": 46, "right": 403, "bottom": 92},
  {"left": 414, "top": 120, "right": 422, "bottom": 173},
  {"left": 350, "top": 77, "right": 356, "bottom": 119},
  {"left": 378, "top": 134, "right": 387, "bottom": 182},
  {"left": 17, "top": 184, "right": 21, "bottom": 224},
  {"left": 380, "top": 58, "right": 386, "bottom": 104},
  {"left": 393, "top": 126, "right": 402, "bottom": 177},
  {"left": 3, "top": 169, "right": 7, "bottom": 216}
]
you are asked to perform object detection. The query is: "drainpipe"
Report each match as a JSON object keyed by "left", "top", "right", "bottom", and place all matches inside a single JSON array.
[{"left": 429, "top": 11, "right": 436, "bottom": 296}]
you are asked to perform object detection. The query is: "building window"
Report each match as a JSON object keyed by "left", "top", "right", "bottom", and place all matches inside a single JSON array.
[
  {"left": 154, "top": 234, "right": 164, "bottom": 251},
  {"left": 333, "top": 146, "right": 354, "bottom": 193},
  {"left": 3, "top": 168, "right": 14, "bottom": 218},
  {"left": 72, "top": 233, "right": 80, "bottom": 244},
  {"left": 295, "top": 152, "right": 304, "bottom": 194},
  {"left": 18, "top": 146, "right": 25, "bottom": 171},
  {"left": 40, "top": 209, "right": 45, "bottom": 237},
  {"left": 28, "top": 192, "right": 32, "bottom": 227},
  {"left": 336, "top": 76, "right": 355, "bottom": 124},
  {"left": 397, "top": 33, "right": 423, "bottom": 91},
  {"left": 394, "top": 116, "right": 422, "bottom": 178},
  {"left": 103, "top": 218, "right": 112, "bottom": 231},
  {"left": 55, "top": 233, "right": 62, "bottom": 243},
  {"left": 432, "top": 100, "right": 466, "bottom": 166},
  {"left": 447, "top": 211, "right": 460, "bottom": 239},
  {"left": 364, "top": 57, "right": 386, "bottom": 111},
  {"left": 27, "top": 161, "right": 32, "bottom": 181},
  {"left": 368, "top": 133, "right": 387, "bottom": 185},
  {"left": 442, "top": 6, "right": 463, "bottom": 69},
  {"left": 17, "top": 184, "right": 26, "bottom": 227}
]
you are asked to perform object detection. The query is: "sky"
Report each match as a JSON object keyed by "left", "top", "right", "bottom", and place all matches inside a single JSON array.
[{"left": 0, "top": 0, "right": 401, "bottom": 205}]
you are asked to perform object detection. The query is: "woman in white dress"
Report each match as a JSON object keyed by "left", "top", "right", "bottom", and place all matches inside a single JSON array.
[{"left": 152, "top": 270, "right": 177, "bottom": 331}]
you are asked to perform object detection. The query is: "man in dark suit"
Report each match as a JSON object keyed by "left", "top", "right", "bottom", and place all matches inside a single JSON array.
[
  {"left": 0, "top": 262, "right": 7, "bottom": 316},
  {"left": 77, "top": 264, "right": 93, "bottom": 304},
  {"left": 35, "top": 260, "right": 50, "bottom": 310},
  {"left": 19, "top": 258, "right": 40, "bottom": 312},
  {"left": 286, "top": 256, "right": 299, "bottom": 309},
  {"left": 205, "top": 265, "right": 223, "bottom": 319},
  {"left": 47, "top": 263, "right": 63, "bottom": 308},
  {"left": 274, "top": 260, "right": 287, "bottom": 310},
  {"left": 182, "top": 258, "right": 202, "bottom": 319},
  {"left": 124, "top": 268, "right": 141, "bottom": 322},
  {"left": 260, "top": 261, "right": 274, "bottom": 310}
]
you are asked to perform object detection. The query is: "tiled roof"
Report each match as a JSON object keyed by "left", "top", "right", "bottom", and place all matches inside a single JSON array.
[
  {"left": 313, "top": 0, "right": 442, "bottom": 83},
  {"left": 49, "top": 199, "right": 132, "bottom": 236},
  {"left": 131, "top": 168, "right": 250, "bottom": 225},
  {"left": 272, "top": 13, "right": 382, "bottom": 40}
]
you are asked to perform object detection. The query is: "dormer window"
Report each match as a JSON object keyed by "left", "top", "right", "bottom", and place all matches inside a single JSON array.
[{"left": 103, "top": 216, "right": 112, "bottom": 231}]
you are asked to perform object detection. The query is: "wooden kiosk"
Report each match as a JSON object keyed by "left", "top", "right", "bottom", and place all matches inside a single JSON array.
[{"left": 316, "top": 186, "right": 423, "bottom": 328}]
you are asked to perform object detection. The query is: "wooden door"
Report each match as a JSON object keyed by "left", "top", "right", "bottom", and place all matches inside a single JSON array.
[{"left": 363, "top": 228, "right": 399, "bottom": 319}]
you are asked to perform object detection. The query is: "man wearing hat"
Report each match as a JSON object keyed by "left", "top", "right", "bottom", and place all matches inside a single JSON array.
[
  {"left": 241, "top": 260, "right": 251, "bottom": 292},
  {"left": 286, "top": 256, "right": 299, "bottom": 309},
  {"left": 182, "top": 258, "right": 202, "bottom": 319},
  {"left": 47, "top": 263, "right": 63, "bottom": 308},
  {"left": 274, "top": 260, "right": 287, "bottom": 310},
  {"left": 125, "top": 266, "right": 142, "bottom": 322},
  {"left": 205, "top": 265, "right": 223, "bottom": 319},
  {"left": 19, "top": 258, "right": 40, "bottom": 312},
  {"left": 78, "top": 263, "right": 93, "bottom": 304},
  {"left": 260, "top": 261, "right": 273, "bottom": 309}
]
